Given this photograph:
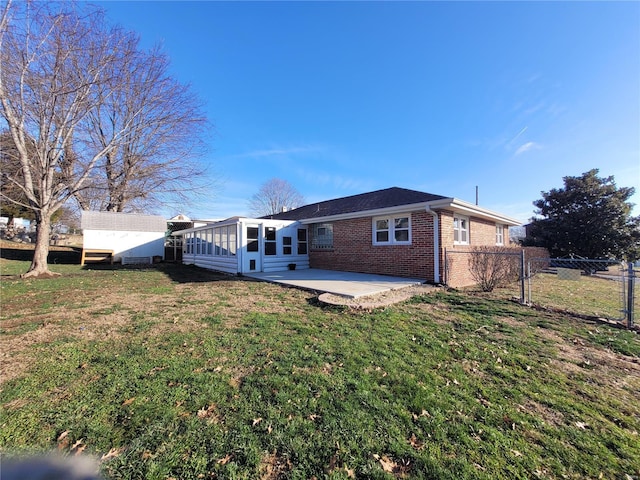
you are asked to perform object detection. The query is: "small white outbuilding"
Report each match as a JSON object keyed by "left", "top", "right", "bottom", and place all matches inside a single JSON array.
[{"left": 81, "top": 211, "right": 167, "bottom": 264}]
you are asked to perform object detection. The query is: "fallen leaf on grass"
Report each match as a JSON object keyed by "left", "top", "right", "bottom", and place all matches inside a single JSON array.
[
  {"left": 57, "top": 430, "right": 70, "bottom": 450},
  {"left": 374, "top": 454, "right": 411, "bottom": 476},
  {"left": 122, "top": 397, "right": 136, "bottom": 406},
  {"left": 510, "top": 449, "right": 523, "bottom": 457},
  {"left": 71, "top": 439, "right": 86, "bottom": 455},
  {"left": 575, "top": 421, "right": 589, "bottom": 430},
  {"left": 197, "top": 404, "right": 217, "bottom": 419},
  {"left": 101, "top": 447, "right": 124, "bottom": 462},
  {"left": 408, "top": 433, "right": 424, "bottom": 450},
  {"left": 252, "top": 417, "right": 262, "bottom": 426},
  {"left": 373, "top": 454, "right": 396, "bottom": 473},
  {"left": 411, "top": 409, "right": 431, "bottom": 420},
  {"left": 217, "top": 454, "right": 232, "bottom": 465}
]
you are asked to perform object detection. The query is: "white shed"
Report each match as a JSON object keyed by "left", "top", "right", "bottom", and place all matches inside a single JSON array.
[
  {"left": 176, "top": 217, "right": 310, "bottom": 275},
  {"left": 81, "top": 211, "right": 167, "bottom": 264}
]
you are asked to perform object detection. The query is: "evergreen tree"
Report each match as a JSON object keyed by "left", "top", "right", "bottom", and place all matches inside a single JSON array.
[{"left": 525, "top": 169, "right": 640, "bottom": 260}]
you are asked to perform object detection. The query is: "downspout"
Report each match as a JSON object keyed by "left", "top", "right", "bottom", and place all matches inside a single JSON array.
[{"left": 425, "top": 206, "right": 440, "bottom": 284}]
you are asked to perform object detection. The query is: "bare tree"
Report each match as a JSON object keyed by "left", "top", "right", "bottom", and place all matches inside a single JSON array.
[
  {"left": 0, "top": 1, "right": 213, "bottom": 277},
  {"left": 0, "top": 1, "right": 133, "bottom": 277},
  {"left": 75, "top": 34, "right": 210, "bottom": 213},
  {"left": 248, "top": 178, "right": 305, "bottom": 217}
]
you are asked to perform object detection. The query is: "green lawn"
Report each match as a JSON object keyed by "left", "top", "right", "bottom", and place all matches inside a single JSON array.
[
  {"left": 490, "top": 270, "right": 637, "bottom": 324},
  {"left": 1, "top": 258, "right": 639, "bottom": 479}
]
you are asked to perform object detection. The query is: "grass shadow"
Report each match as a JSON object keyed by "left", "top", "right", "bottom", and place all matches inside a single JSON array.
[
  {"left": 0, "top": 245, "right": 81, "bottom": 264},
  {"left": 82, "top": 261, "right": 242, "bottom": 284}
]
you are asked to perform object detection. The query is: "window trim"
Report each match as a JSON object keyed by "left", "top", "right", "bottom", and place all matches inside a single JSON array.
[
  {"left": 297, "top": 228, "right": 308, "bottom": 255},
  {"left": 264, "top": 226, "right": 276, "bottom": 255},
  {"left": 282, "top": 236, "right": 292, "bottom": 255},
  {"left": 496, "top": 224, "right": 504, "bottom": 246},
  {"left": 372, "top": 214, "right": 412, "bottom": 246},
  {"left": 453, "top": 215, "right": 469, "bottom": 245},
  {"left": 311, "top": 223, "right": 334, "bottom": 250}
]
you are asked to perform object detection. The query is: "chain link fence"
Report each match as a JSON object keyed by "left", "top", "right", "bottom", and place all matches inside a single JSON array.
[
  {"left": 444, "top": 248, "right": 636, "bottom": 329},
  {"left": 526, "top": 258, "right": 636, "bottom": 328}
]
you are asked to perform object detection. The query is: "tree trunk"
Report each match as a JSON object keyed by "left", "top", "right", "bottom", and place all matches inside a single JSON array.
[{"left": 22, "top": 214, "right": 59, "bottom": 278}]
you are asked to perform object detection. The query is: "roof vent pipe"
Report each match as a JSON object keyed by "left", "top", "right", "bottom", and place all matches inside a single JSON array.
[{"left": 425, "top": 205, "right": 440, "bottom": 284}]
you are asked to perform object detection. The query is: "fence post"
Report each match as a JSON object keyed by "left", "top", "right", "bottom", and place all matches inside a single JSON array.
[
  {"left": 520, "top": 250, "right": 526, "bottom": 304},
  {"left": 527, "top": 259, "right": 532, "bottom": 305},
  {"left": 628, "top": 262, "right": 635, "bottom": 328}
]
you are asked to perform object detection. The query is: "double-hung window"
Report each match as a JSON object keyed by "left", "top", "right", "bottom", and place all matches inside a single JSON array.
[
  {"left": 297, "top": 229, "right": 308, "bottom": 255},
  {"left": 453, "top": 215, "right": 469, "bottom": 244},
  {"left": 264, "top": 227, "right": 276, "bottom": 255},
  {"left": 373, "top": 215, "right": 411, "bottom": 245},
  {"left": 312, "top": 223, "right": 334, "bottom": 249}
]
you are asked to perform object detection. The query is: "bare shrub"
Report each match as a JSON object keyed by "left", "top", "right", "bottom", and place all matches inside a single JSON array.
[{"left": 469, "top": 246, "right": 521, "bottom": 292}]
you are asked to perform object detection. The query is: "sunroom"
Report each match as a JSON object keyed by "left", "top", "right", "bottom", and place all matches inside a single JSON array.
[{"left": 175, "top": 217, "right": 310, "bottom": 275}]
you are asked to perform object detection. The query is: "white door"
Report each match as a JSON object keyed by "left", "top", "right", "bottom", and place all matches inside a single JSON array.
[{"left": 242, "top": 224, "right": 262, "bottom": 272}]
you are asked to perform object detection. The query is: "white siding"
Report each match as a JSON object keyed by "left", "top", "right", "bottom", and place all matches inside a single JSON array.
[
  {"left": 183, "top": 254, "right": 238, "bottom": 275},
  {"left": 262, "top": 255, "right": 310, "bottom": 272},
  {"left": 179, "top": 218, "right": 310, "bottom": 275},
  {"left": 83, "top": 230, "right": 165, "bottom": 261}
]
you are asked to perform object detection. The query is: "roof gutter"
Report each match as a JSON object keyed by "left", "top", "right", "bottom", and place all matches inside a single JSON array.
[
  {"left": 427, "top": 198, "right": 521, "bottom": 226},
  {"left": 425, "top": 205, "right": 440, "bottom": 284}
]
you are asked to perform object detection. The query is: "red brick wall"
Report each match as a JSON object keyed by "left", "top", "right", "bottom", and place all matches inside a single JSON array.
[
  {"left": 439, "top": 211, "right": 513, "bottom": 287},
  {"left": 308, "top": 209, "right": 514, "bottom": 287},
  {"left": 309, "top": 211, "right": 435, "bottom": 281}
]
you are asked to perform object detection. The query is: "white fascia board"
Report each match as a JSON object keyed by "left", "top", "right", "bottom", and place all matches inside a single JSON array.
[
  {"left": 295, "top": 198, "right": 518, "bottom": 226},
  {"left": 172, "top": 218, "right": 242, "bottom": 235},
  {"left": 427, "top": 198, "right": 520, "bottom": 226},
  {"left": 172, "top": 217, "right": 300, "bottom": 235},
  {"left": 297, "top": 203, "right": 431, "bottom": 224}
]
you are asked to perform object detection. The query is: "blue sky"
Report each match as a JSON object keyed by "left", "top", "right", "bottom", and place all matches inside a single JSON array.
[{"left": 97, "top": 1, "right": 639, "bottom": 224}]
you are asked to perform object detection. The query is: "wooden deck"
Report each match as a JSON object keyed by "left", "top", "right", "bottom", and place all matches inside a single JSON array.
[{"left": 81, "top": 249, "right": 114, "bottom": 265}]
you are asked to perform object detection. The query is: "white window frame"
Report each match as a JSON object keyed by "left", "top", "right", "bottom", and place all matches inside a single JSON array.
[
  {"left": 372, "top": 215, "right": 412, "bottom": 246},
  {"left": 312, "top": 223, "right": 334, "bottom": 250},
  {"left": 297, "top": 228, "right": 308, "bottom": 255},
  {"left": 496, "top": 224, "right": 504, "bottom": 245},
  {"left": 453, "top": 215, "right": 469, "bottom": 245}
]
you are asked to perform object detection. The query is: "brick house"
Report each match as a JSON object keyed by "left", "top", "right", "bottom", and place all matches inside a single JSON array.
[{"left": 176, "top": 187, "right": 520, "bottom": 287}]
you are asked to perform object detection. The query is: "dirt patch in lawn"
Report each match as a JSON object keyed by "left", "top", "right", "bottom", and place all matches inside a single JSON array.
[
  {"left": 530, "top": 322, "right": 640, "bottom": 396},
  {"left": 0, "top": 274, "right": 320, "bottom": 383}
]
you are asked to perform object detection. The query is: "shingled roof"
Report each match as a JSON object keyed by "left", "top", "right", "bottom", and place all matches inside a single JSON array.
[
  {"left": 81, "top": 211, "right": 167, "bottom": 232},
  {"left": 265, "top": 187, "right": 448, "bottom": 221}
]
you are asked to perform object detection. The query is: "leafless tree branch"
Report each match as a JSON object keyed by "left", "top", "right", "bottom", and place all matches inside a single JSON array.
[{"left": 248, "top": 178, "right": 305, "bottom": 217}]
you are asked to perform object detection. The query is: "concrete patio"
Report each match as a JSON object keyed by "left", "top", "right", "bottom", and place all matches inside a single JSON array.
[{"left": 244, "top": 268, "right": 425, "bottom": 298}]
